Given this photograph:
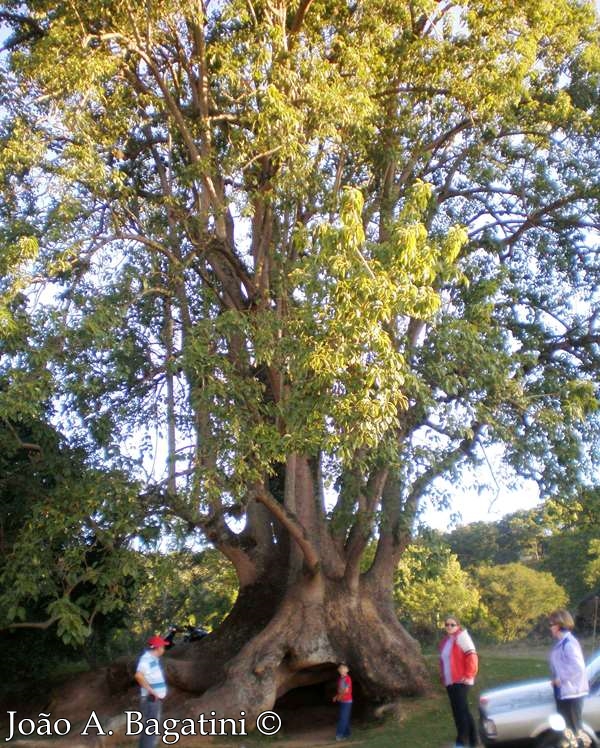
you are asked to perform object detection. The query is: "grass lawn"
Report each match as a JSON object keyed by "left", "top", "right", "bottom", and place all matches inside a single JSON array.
[
  {"left": 343, "top": 650, "right": 548, "bottom": 748},
  {"left": 362, "top": 650, "right": 548, "bottom": 748},
  {"left": 220, "top": 647, "right": 551, "bottom": 748}
]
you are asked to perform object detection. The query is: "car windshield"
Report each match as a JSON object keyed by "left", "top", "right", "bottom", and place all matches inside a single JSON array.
[{"left": 588, "top": 650, "right": 600, "bottom": 694}]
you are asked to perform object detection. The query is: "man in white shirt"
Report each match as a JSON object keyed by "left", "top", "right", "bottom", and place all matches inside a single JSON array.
[{"left": 134, "top": 635, "right": 169, "bottom": 748}]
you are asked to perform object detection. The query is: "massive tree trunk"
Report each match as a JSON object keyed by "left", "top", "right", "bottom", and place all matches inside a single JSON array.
[
  {"left": 166, "top": 571, "right": 427, "bottom": 726},
  {"left": 51, "top": 459, "right": 427, "bottom": 731},
  {"left": 127, "top": 458, "right": 427, "bottom": 727}
]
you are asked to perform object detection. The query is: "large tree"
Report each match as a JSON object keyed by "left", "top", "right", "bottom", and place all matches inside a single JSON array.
[{"left": 1, "top": 0, "right": 599, "bottom": 723}]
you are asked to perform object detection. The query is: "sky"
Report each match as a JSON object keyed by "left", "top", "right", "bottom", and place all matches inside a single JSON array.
[
  {"left": 421, "top": 455, "right": 542, "bottom": 531},
  {"left": 423, "top": 479, "right": 540, "bottom": 531}
]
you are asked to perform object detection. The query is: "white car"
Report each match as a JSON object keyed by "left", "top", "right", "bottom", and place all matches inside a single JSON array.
[{"left": 479, "top": 650, "right": 600, "bottom": 747}]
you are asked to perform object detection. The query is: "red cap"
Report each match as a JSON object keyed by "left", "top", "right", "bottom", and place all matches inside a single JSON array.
[{"left": 147, "top": 635, "right": 169, "bottom": 649}]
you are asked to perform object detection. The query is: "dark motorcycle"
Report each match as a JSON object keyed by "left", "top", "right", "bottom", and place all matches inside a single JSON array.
[
  {"left": 162, "top": 623, "right": 208, "bottom": 648},
  {"left": 182, "top": 624, "right": 208, "bottom": 642}
]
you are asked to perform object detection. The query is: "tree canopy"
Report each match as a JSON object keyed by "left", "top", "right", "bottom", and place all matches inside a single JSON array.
[{"left": 1, "top": 0, "right": 600, "bottom": 717}]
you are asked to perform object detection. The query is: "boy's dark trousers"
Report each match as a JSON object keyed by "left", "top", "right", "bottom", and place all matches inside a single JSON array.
[{"left": 336, "top": 700, "right": 352, "bottom": 739}]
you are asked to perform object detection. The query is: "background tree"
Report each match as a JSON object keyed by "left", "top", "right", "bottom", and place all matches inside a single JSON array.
[
  {"left": 131, "top": 549, "right": 238, "bottom": 636},
  {"left": 474, "top": 563, "right": 567, "bottom": 641},
  {"left": 0, "top": 413, "right": 144, "bottom": 644},
  {"left": 446, "top": 508, "right": 549, "bottom": 569},
  {"left": 0, "top": 410, "right": 150, "bottom": 710},
  {"left": 540, "top": 489, "right": 600, "bottom": 606},
  {"left": 584, "top": 540, "right": 600, "bottom": 592},
  {"left": 1, "top": 0, "right": 599, "bottom": 723},
  {"left": 394, "top": 538, "right": 481, "bottom": 642},
  {"left": 445, "top": 521, "right": 502, "bottom": 569}
]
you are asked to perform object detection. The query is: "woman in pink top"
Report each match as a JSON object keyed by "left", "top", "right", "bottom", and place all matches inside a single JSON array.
[{"left": 439, "top": 615, "right": 479, "bottom": 747}]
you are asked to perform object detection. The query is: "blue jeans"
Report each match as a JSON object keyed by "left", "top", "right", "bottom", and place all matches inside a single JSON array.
[
  {"left": 139, "top": 696, "right": 162, "bottom": 748},
  {"left": 336, "top": 700, "right": 352, "bottom": 738}
]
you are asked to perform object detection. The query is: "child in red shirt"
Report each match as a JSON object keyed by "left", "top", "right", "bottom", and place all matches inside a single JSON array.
[{"left": 332, "top": 663, "right": 352, "bottom": 741}]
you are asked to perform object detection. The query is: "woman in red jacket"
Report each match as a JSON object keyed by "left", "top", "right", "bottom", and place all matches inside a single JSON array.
[{"left": 439, "top": 615, "right": 479, "bottom": 747}]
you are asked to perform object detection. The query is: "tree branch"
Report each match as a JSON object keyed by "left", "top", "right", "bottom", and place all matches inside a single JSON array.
[
  {"left": 253, "top": 483, "right": 320, "bottom": 575},
  {"left": 2, "top": 418, "right": 42, "bottom": 455},
  {"left": 0, "top": 617, "right": 59, "bottom": 633},
  {"left": 289, "top": 0, "right": 315, "bottom": 35}
]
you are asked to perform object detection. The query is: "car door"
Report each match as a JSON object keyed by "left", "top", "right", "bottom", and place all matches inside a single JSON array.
[{"left": 583, "top": 666, "right": 600, "bottom": 735}]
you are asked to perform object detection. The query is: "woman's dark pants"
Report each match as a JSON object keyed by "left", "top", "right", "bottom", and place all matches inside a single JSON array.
[
  {"left": 446, "top": 683, "right": 478, "bottom": 747},
  {"left": 556, "top": 696, "right": 584, "bottom": 734}
]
